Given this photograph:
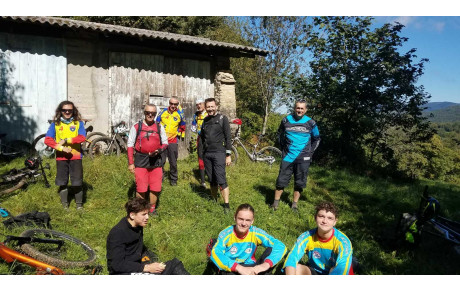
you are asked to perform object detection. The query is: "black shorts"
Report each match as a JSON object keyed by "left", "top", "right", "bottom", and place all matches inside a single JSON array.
[
  {"left": 203, "top": 151, "right": 227, "bottom": 188},
  {"left": 55, "top": 159, "right": 83, "bottom": 187},
  {"left": 275, "top": 161, "right": 310, "bottom": 190}
]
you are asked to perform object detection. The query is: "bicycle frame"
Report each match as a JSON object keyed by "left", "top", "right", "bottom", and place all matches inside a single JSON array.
[
  {"left": 232, "top": 135, "right": 277, "bottom": 164},
  {"left": 0, "top": 241, "right": 64, "bottom": 274}
]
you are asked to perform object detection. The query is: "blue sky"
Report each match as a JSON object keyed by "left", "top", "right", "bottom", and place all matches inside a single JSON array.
[{"left": 375, "top": 17, "right": 460, "bottom": 103}]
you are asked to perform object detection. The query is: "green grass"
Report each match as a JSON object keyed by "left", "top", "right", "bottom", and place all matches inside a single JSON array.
[{"left": 1, "top": 152, "right": 459, "bottom": 274}]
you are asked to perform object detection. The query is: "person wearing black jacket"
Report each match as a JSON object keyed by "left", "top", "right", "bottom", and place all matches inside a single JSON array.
[
  {"left": 106, "top": 197, "right": 189, "bottom": 275},
  {"left": 199, "top": 98, "right": 232, "bottom": 214}
]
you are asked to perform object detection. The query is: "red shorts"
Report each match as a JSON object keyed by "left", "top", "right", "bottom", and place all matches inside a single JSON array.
[{"left": 135, "top": 167, "right": 163, "bottom": 193}]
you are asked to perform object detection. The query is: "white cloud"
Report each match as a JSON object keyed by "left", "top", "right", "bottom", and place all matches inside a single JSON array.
[{"left": 393, "top": 16, "right": 416, "bottom": 26}]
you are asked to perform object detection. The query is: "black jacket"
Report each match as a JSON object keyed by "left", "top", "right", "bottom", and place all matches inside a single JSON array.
[
  {"left": 199, "top": 114, "right": 232, "bottom": 153},
  {"left": 106, "top": 217, "right": 146, "bottom": 274}
]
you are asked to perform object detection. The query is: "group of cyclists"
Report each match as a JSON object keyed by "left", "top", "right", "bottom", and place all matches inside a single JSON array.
[{"left": 43, "top": 98, "right": 354, "bottom": 275}]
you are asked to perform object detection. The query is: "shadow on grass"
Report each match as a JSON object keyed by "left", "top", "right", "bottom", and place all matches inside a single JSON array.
[{"left": 308, "top": 167, "right": 460, "bottom": 274}]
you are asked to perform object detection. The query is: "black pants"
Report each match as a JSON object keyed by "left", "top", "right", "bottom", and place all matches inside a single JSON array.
[
  {"left": 203, "top": 151, "right": 227, "bottom": 189},
  {"left": 55, "top": 159, "right": 83, "bottom": 186},
  {"left": 275, "top": 161, "right": 310, "bottom": 190},
  {"left": 162, "top": 143, "right": 178, "bottom": 182}
]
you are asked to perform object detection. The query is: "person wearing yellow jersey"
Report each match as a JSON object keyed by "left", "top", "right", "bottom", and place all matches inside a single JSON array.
[
  {"left": 156, "top": 97, "right": 186, "bottom": 186},
  {"left": 191, "top": 99, "right": 208, "bottom": 187},
  {"left": 45, "top": 101, "right": 86, "bottom": 209}
]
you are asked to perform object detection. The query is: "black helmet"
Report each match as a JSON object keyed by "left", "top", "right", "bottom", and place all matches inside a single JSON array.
[{"left": 24, "top": 157, "right": 39, "bottom": 170}]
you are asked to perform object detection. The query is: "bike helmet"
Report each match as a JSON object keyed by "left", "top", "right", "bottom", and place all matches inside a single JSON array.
[
  {"left": 420, "top": 197, "right": 440, "bottom": 220},
  {"left": 24, "top": 157, "right": 39, "bottom": 170}
]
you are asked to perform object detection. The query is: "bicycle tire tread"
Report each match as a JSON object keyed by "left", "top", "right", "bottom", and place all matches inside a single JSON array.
[{"left": 20, "top": 229, "right": 97, "bottom": 269}]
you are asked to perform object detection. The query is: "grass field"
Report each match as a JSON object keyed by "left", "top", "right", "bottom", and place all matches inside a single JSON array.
[{"left": 1, "top": 151, "right": 459, "bottom": 275}]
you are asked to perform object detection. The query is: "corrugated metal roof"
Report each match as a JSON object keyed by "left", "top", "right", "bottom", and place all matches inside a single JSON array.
[{"left": 1, "top": 16, "right": 269, "bottom": 56}]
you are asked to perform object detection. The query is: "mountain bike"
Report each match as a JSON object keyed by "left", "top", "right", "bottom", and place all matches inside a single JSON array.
[
  {"left": 32, "top": 119, "right": 106, "bottom": 158},
  {"left": 88, "top": 121, "right": 129, "bottom": 158},
  {"left": 0, "top": 134, "right": 34, "bottom": 161},
  {"left": 230, "top": 118, "right": 281, "bottom": 166},
  {"left": 0, "top": 157, "right": 50, "bottom": 196},
  {"left": 395, "top": 186, "right": 460, "bottom": 255},
  {"left": 0, "top": 231, "right": 98, "bottom": 274}
]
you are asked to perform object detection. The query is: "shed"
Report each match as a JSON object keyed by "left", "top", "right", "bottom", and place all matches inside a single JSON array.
[{"left": 0, "top": 16, "right": 268, "bottom": 157}]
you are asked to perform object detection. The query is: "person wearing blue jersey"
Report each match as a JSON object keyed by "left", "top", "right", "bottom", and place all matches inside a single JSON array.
[
  {"left": 210, "top": 203, "right": 287, "bottom": 275},
  {"left": 283, "top": 201, "right": 353, "bottom": 275},
  {"left": 271, "top": 99, "right": 320, "bottom": 212}
]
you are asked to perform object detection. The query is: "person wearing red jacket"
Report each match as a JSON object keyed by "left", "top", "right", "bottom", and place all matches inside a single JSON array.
[
  {"left": 128, "top": 104, "right": 168, "bottom": 216},
  {"left": 44, "top": 101, "right": 86, "bottom": 209}
]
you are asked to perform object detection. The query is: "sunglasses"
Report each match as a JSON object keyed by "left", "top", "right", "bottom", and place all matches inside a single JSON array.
[
  {"left": 144, "top": 111, "right": 157, "bottom": 116},
  {"left": 169, "top": 102, "right": 179, "bottom": 106},
  {"left": 61, "top": 109, "right": 73, "bottom": 113}
]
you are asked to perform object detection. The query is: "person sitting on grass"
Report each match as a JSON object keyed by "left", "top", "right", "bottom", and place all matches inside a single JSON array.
[
  {"left": 210, "top": 203, "right": 287, "bottom": 275},
  {"left": 106, "top": 197, "right": 189, "bottom": 275},
  {"left": 283, "top": 201, "right": 354, "bottom": 275}
]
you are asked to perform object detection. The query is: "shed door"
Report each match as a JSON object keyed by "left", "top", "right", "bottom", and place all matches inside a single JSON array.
[
  {"left": 109, "top": 51, "right": 164, "bottom": 128},
  {"left": 0, "top": 33, "right": 66, "bottom": 142}
]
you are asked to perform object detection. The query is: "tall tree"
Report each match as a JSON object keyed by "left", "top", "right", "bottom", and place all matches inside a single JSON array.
[
  {"left": 239, "top": 16, "right": 310, "bottom": 134},
  {"left": 291, "top": 16, "right": 432, "bottom": 164}
]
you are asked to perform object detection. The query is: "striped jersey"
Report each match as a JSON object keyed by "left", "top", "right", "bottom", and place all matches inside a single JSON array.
[
  {"left": 278, "top": 114, "right": 320, "bottom": 163},
  {"left": 211, "top": 225, "right": 287, "bottom": 272},
  {"left": 284, "top": 227, "right": 353, "bottom": 275}
]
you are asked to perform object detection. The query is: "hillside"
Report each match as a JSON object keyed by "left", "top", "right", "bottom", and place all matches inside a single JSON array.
[
  {"left": 1, "top": 154, "right": 460, "bottom": 275},
  {"left": 425, "top": 104, "right": 460, "bottom": 123},
  {"left": 425, "top": 102, "right": 459, "bottom": 112}
]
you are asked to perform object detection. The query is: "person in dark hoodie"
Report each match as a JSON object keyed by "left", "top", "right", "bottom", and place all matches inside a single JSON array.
[{"left": 106, "top": 197, "right": 189, "bottom": 275}]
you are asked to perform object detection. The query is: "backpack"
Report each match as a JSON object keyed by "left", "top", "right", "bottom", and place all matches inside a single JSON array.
[
  {"left": 135, "top": 120, "right": 162, "bottom": 150},
  {"left": 2, "top": 211, "right": 52, "bottom": 229}
]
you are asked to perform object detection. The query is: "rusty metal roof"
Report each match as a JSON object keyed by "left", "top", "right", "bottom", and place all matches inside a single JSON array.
[{"left": 1, "top": 16, "right": 269, "bottom": 56}]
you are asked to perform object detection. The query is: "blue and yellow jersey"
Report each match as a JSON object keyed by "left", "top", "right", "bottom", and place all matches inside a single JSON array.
[
  {"left": 283, "top": 227, "right": 353, "bottom": 275},
  {"left": 278, "top": 114, "right": 320, "bottom": 163},
  {"left": 156, "top": 107, "right": 186, "bottom": 143},
  {"left": 44, "top": 120, "right": 86, "bottom": 160},
  {"left": 211, "top": 225, "right": 287, "bottom": 272},
  {"left": 191, "top": 110, "right": 208, "bottom": 135}
]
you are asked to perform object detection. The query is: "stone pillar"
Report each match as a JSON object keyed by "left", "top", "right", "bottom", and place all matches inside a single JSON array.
[{"left": 214, "top": 70, "right": 237, "bottom": 119}]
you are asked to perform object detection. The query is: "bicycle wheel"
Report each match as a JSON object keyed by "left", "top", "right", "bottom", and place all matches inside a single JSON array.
[
  {"left": 81, "top": 132, "right": 107, "bottom": 154},
  {"left": 257, "top": 146, "right": 282, "bottom": 165},
  {"left": 4, "top": 140, "right": 35, "bottom": 157},
  {"left": 88, "top": 136, "right": 120, "bottom": 159},
  {"left": 230, "top": 145, "right": 238, "bottom": 165},
  {"left": 32, "top": 134, "right": 55, "bottom": 158},
  {"left": 20, "top": 229, "right": 97, "bottom": 269},
  {"left": 0, "top": 178, "right": 26, "bottom": 196}
]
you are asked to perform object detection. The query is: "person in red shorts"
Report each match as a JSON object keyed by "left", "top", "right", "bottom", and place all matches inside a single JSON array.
[{"left": 127, "top": 104, "right": 168, "bottom": 216}]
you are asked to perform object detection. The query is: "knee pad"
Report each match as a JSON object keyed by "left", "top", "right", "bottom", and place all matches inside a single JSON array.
[{"left": 198, "top": 159, "right": 205, "bottom": 170}]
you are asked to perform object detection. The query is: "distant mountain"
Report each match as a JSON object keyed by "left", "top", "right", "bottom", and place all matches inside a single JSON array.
[
  {"left": 424, "top": 104, "right": 460, "bottom": 123},
  {"left": 425, "top": 102, "right": 459, "bottom": 112}
]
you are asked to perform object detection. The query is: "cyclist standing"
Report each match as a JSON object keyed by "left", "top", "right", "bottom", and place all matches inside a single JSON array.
[
  {"left": 127, "top": 104, "right": 168, "bottom": 216},
  {"left": 271, "top": 99, "right": 320, "bottom": 212},
  {"left": 156, "top": 97, "right": 186, "bottom": 186},
  {"left": 199, "top": 98, "right": 232, "bottom": 213},
  {"left": 44, "top": 101, "right": 86, "bottom": 209},
  {"left": 191, "top": 99, "right": 208, "bottom": 187}
]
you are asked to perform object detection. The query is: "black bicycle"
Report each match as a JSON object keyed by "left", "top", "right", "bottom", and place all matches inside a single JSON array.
[
  {"left": 0, "top": 134, "right": 34, "bottom": 161},
  {"left": 395, "top": 186, "right": 460, "bottom": 255},
  {"left": 0, "top": 157, "right": 50, "bottom": 196}
]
